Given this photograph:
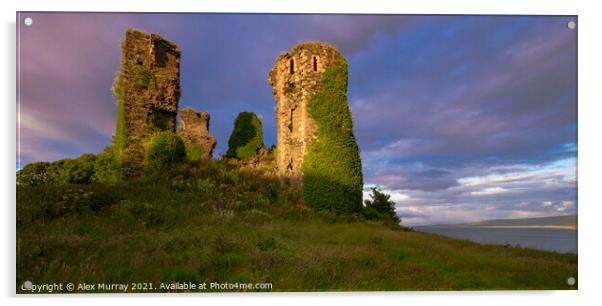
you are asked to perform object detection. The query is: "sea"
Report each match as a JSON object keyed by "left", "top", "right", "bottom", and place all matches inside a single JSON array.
[{"left": 416, "top": 226, "right": 577, "bottom": 254}]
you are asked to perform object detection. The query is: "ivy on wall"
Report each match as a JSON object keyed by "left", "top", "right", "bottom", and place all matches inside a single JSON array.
[{"left": 302, "top": 58, "right": 364, "bottom": 214}]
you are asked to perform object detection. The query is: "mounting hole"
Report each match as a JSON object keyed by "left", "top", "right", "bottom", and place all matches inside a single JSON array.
[
  {"left": 24, "top": 17, "right": 33, "bottom": 26},
  {"left": 567, "top": 21, "right": 576, "bottom": 30},
  {"left": 566, "top": 277, "right": 576, "bottom": 286},
  {"left": 22, "top": 280, "right": 32, "bottom": 289}
]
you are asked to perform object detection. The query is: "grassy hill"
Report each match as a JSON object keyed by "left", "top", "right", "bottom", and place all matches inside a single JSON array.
[{"left": 16, "top": 159, "right": 577, "bottom": 292}]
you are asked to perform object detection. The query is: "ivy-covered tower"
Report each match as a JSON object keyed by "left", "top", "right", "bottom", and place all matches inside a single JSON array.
[
  {"left": 269, "top": 42, "right": 363, "bottom": 214},
  {"left": 268, "top": 42, "right": 339, "bottom": 176},
  {"left": 112, "top": 29, "right": 181, "bottom": 172}
]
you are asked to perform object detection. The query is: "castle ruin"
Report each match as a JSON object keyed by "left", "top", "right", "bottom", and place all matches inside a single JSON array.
[
  {"left": 178, "top": 108, "right": 217, "bottom": 159},
  {"left": 113, "top": 29, "right": 181, "bottom": 170},
  {"left": 268, "top": 42, "right": 345, "bottom": 176},
  {"left": 112, "top": 31, "right": 351, "bottom": 179}
]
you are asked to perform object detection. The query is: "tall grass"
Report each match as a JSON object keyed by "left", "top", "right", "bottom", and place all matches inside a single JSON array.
[{"left": 16, "top": 159, "right": 577, "bottom": 292}]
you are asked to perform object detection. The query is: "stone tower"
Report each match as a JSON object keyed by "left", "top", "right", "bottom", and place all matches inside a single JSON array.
[
  {"left": 113, "top": 29, "right": 181, "bottom": 171},
  {"left": 177, "top": 107, "right": 217, "bottom": 159},
  {"left": 268, "top": 42, "right": 345, "bottom": 176}
]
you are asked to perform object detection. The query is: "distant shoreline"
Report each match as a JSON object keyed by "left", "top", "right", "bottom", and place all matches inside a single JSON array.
[
  {"left": 415, "top": 215, "right": 577, "bottom": 230},
  {"left": 473, "top": 225, "right": 576, "bottom": 230},
  {"left": 420, "top": 225, "right": 577, "bottom": 230}
]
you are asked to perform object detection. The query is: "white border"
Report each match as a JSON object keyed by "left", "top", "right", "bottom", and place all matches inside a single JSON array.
[{"left": 2, "top": 1, "right": 601, "bottom": 306}]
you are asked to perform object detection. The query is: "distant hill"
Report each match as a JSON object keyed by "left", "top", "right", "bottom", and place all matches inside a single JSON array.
[{"left": 439, "top": 215, "right": 577, "bottom": 229}]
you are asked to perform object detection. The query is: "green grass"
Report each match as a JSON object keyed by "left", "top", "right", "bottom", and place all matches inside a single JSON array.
[{"left": 16, "top": 160, "right": 577, "bottom": 293}]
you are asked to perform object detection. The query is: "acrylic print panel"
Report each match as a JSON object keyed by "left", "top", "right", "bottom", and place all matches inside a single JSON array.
[{"left": 16, "top": 12, "right": 577, "bottom": 293}]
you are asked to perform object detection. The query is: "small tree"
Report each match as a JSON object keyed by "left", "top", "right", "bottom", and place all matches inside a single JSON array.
[
  {"left": 364, "top": 187, "right": 401, "bottom": 224},
  {"left": 226, "top": 112, "right": 264, "bottom": 160}
]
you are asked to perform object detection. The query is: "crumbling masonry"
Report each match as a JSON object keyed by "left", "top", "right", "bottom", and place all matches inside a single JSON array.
[
  {"left": 113, "top": 29, "right": 181, "bottom": 170},
  {"left": 268, "top": 42, "right": 345, "bottom": 176},
  {"left": 178, "top": 108, "right": 217, "bottom": 159},
  {"left": 113, "top": 31, "right": 344, "bottom": 175}
]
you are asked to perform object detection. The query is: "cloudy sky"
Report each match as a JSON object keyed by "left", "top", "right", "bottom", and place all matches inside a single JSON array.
[{"left": 16, "top": 13, "right": 577, "bottom": 225}]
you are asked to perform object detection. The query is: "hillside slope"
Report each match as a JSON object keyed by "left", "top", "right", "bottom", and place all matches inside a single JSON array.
[{"left": 16, "top": 160, "right": 577, "bottom": 292}]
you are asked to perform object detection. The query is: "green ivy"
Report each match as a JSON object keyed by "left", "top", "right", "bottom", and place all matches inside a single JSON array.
[
  {"left": 144, "top": 131, "right": 186, "bottom": 170},
  {"left": 226, "top": 112, "right": 264, "bottom": 160},
  {"left": 302, "top": 58, "right": 364, "bottom": 214},
  {"left": 134, "top": 67, "right": 154, "bottom": 90},
  {"left": 111, "top": 70, "right": 127, "bottom": 167}
]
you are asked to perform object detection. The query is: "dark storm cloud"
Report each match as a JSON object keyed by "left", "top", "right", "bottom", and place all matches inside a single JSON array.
[
  {"left": 352, "top": 17, "right": 577, "bottom": 214},
  {"left": 352, "top": 16, "right": 576, "bottom": 162},
  {"left": 367, "top": 165, "right": 459, "bottom": 192},
  {"left": 17, "top": 13, "right": 577, "bottom": 225}
]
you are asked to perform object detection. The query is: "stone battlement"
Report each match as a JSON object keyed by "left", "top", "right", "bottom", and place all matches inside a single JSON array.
[{"left": 178, "top": 107, "right": 217, "bottom": 159}]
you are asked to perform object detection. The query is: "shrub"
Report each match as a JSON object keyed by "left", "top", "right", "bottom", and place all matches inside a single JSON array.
[
  {"left": 363, "top": 187, "right": 401, "bottom": 224},
  {"left": 91, "top": 146, "right": 122, "bottom": 184},
  {"left": 226, "top": 112, "right": 264, "bottom": 160},
  {"left": 186, "top": 145, "right": 204, "bottom": 162},
  {"left": 361, "top": 206, "right": 381, "bottom": 221},
  {"left": 144, "top": 131, "right": 186, "bottom": 170},
  {"left": 17, "top": 162, "right": 50, "bottom": 186},
  {"left": 18, "top": 149, "right": 122, "bottom": 186},
  {"left": 302, "top": 57, "right": 364, "bottom": 214},
  {"left": 46, "top": 154, "right": 98, "bottom": 185}
]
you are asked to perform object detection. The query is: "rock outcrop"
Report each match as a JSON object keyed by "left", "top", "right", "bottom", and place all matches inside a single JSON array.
[{"left": 177, "top": 107, "right": 217, "bottom": 159}]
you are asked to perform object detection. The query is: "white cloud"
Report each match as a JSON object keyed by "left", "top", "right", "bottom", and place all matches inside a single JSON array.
[
  {"left": 556, "top": 201, "right": 574, "bottom": 212},
  {"left": 470, "top": 187, "right": 508, "bottom": 196},
  {"left": 458, "top": 158, "right": 576, "bottom": 189},
  {"left": 364, "top": 157, "right": 577, "bottom": 226}
]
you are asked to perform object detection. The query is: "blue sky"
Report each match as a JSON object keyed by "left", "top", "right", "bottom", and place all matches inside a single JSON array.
[{"left": 17, "top": 13, "right": 577, "bottom": 225}]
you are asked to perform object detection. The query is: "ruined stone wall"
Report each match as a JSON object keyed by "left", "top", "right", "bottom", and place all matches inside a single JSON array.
[
  {"left": 177, "top": 107, "right": 216, "bottom": 159},
  {"left": 268, "top": 42, "right": 345, "bottom": 176},
  {"left": 113, "top": 29, "right": 181, "bottom": 171}
]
